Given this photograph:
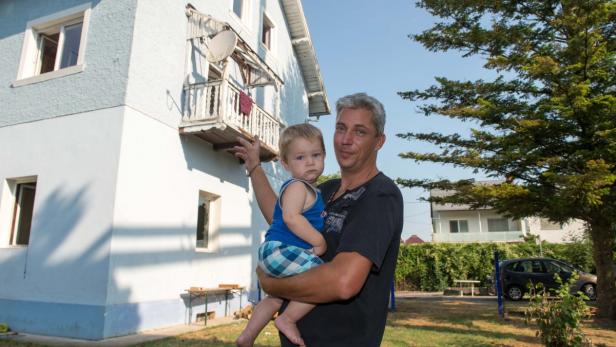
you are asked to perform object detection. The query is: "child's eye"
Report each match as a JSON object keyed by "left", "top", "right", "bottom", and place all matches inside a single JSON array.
[
  {"left": 296, "top": 155, "right": 304, "bottom": 160},
  {"left": 313, "top": 153, "right": 322, "bottom": 159}
]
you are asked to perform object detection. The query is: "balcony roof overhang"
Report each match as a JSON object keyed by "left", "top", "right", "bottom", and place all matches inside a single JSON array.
[
  {"left": 280, "top": 0, "right": 330, "bottom": 117},
  {"left": 186, "top": 6, "right": 283, "bottom": 88}
]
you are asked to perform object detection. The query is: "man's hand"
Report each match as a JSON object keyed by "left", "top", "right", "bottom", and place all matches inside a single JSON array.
[{"left": 233, "top": 135, "right": 261, "bottom": 174}]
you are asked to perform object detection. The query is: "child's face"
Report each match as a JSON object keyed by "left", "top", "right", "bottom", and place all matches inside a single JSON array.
[{"left": 281, "top": 137, "right": 325, "bottom": 184}]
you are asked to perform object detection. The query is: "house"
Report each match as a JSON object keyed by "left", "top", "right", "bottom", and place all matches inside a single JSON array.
[
  {"left": 0, "top": 0, "right": 328, "bottom": 340},
  {"left": 430, "top": 186, "right": 585, "bottom": 243},
  {"left": 403, "top": 235, "right": 425, "bottom": 244}
]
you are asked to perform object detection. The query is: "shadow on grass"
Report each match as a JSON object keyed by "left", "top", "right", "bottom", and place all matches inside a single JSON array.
[
  {"left": 388, "top": 320, "right": 538, "bottom": 345},
  {"left": 387, "top": 298, "right": 539, "bottom": 346}
]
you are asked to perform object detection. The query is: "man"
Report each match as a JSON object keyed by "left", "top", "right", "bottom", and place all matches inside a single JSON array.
[{"left": 235, "top": 93, "right": 403, "bottom": 346}]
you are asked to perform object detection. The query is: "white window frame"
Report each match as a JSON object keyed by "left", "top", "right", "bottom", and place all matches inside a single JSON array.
[
  {"left": 449, "top": 219, "right": 468, "bottom": 233},
  {"left": 195, "top": 191, "right": 221, "bottom": 253},
  {"left": 0, "top": 176, "right": 38, "bottom": 248},
  {"left": 13, "top": 3, "right": 91, "bottom": 87}
]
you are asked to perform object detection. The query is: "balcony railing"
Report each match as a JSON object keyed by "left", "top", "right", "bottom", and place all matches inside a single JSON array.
[
  {"left": 433, "top": 231, "right": 526, "bottom": 243},
  {"left": 181, "top": 80, "right": 282, "bottom": 161}
]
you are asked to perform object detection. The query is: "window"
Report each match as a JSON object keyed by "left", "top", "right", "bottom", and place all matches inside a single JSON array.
[
  {"left": 0, "top": 177, "right": 37, "bottom": 246},
  {"left": 540, "top": 218, "right": 562, "bottom": 230},
  {"left": 195, "top": 191, "right": 220, "bottom": 251},
  {"left": 261, "top": 14, "right": 274, "bottom": 50},
  {"left": 14, "top": 3, "right": 91, "bottom": 86},
  {"left": 544, "top": 260, "right": 573, "bottom": 275},
  {"left": 513, "top": 260, "right": 544, "bottom": 273},
  {"left": 487, "top": 218, "right": 510, "bottom": 232},
  {"left": 449, "top": 220, "right": 468, "bottom": 233},
  {"left": 232, "top": 0, "right": 243, "bottom": 18}
]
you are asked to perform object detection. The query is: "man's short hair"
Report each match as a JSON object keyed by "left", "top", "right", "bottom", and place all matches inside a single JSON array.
[
  {"left": 335, "top": 93, "right": 386, "bottom": 136},
  {"left": 278, "top": 123, "right": 325, "bottom": 162}
]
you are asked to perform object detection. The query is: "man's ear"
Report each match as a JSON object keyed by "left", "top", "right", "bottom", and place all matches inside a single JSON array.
[{"left": 375, "top": 134, "right": 386, "bottom": 151}]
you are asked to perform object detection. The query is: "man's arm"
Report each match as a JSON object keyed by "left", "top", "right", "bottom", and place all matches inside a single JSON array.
[
  {"left": 257, "top": 251, "right": 372, "bottom": 303},
  {"left": 234, "top": 136, "right": 276, "bottom": 224}
]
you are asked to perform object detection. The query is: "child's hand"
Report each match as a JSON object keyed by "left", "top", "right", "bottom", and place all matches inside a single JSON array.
[{"left": 312, "top": 241, "right": 327, "bottom": 256}]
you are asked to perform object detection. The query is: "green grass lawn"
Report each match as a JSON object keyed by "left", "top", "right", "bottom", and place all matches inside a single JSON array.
[{"left": 2, "top": 298, "right": 615, "bottom": 346}]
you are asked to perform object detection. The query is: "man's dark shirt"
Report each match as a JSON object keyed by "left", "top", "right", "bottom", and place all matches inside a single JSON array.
[{"left": 280, "top": 172, "right": 404, "bottom": 347}]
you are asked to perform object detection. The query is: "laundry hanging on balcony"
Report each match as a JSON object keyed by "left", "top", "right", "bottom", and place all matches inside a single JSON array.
[
  {"left": 186, "top": 6, "right": 282, "bottom": 88},
  {"left": 239, "top": 91, "right": 253, "bottom": 116}
]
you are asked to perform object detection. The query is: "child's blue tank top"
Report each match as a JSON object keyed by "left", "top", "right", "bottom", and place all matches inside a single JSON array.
[{"left": 264, "top": 178, "right": 325, "bottom": 249}]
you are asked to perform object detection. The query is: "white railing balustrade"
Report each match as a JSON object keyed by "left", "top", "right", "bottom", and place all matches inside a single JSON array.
[{"left": 183, "top": 80, "right": 282, "bottom": 151}]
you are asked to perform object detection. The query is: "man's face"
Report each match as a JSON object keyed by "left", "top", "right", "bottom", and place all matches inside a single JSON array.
[{"left": 334, "top": 107, "right": 385, "bottom": 173}]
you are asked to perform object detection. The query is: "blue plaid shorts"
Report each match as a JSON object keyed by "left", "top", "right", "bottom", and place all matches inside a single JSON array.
[{"left": 258, "top": 241, "right": 324, "bottom": 278}]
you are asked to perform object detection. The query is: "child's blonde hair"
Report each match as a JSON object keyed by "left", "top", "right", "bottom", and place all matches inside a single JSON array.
[{"left": 278, "top": 123, "right": 325, "bottom": 162}]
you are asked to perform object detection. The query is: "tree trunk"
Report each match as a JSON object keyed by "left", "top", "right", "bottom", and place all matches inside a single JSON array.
[{"left": 588, "top": 219, "right": 616, "bottom": 319}]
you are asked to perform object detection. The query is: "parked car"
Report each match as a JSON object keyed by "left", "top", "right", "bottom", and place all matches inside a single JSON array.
[{"left": 494, "top": 257, "right": 597, "bottom": 301}]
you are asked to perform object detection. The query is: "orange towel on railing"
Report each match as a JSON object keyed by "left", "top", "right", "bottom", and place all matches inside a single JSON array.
[{"left": 239, "top": 91, "right": 253, "bottom": 116}]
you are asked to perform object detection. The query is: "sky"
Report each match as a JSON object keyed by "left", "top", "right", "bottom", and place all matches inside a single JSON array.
[{"left": 301, "top": 0, "right": 495, "bottom": 241}]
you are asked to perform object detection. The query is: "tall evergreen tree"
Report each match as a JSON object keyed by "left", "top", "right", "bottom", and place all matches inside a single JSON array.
[{"left": 398, "top": 0, "right": 616, "bottom": 318}]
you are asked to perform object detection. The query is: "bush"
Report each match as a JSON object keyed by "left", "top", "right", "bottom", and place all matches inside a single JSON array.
[
  {"left": 524, "top": 274, "right": 592, "bottom": 347},
  {"left": 395, "top": 239, "right": 593, "bottom": 291}
]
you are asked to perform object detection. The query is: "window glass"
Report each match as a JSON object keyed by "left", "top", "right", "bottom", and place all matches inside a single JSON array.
[
  {"left": 514, "top": 260, "right": 544, "bottom": 273},
  {"left": 449, "top": 220, "right": 468, "bottom": 233},
  {"left": 459, "top": 220, "right": 469, "bottom": 233},
  {"left": 262, "top": 18, "right": 272, "bottom": 48},
  {"left": 449, "top": 220, "right": 459, "bottom": 233},
  {"left": 39, "top": 33, "right": 59, "bottom": 74},
  {"left": 233, "top": 0, "right": 242, "bottom": 17},
  {"left": 547, "top": 261, "right": 573, "bottom": 274},
  {"left": 11, "top": 182, "right": 37, "bottom": 245},
  {"left": 196, "top": 200, "right": 210, "bottom": 248},
  {"left": 488, "top": 218, "right": 509, "bottom": 232},
  {"left": 60, "top": 22, "right": 83, "bottom": 69}
]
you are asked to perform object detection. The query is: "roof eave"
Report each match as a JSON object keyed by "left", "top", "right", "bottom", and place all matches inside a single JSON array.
[{"left": 281, "top": 0, "right": 331, "bottom": 117}]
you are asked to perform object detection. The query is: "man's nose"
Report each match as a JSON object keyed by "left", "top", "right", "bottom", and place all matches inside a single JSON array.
[{"left": 341, "top": 131, "right": 353, "bottom": 144}]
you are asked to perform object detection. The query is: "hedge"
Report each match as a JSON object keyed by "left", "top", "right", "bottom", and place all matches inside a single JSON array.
[{"left": 395, "top": 240, "right": 597, "bottom": 291}]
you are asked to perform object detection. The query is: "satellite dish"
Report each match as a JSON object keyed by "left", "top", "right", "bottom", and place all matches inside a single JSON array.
[{"left": 207, "top": 30, "right": 237, "bottom": 63}]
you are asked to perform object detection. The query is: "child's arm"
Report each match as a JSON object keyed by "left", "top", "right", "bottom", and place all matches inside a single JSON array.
[{"left": 281, "top": 181, "right": 327, "bottom": 256}]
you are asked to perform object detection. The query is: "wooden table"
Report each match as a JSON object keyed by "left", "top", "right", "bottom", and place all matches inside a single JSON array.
[
  {"left": 453, "top": 280, "right": 480, "bottom": 297},
  {"left": 186, "top": 286, "right": 245, "bottom": 325}
]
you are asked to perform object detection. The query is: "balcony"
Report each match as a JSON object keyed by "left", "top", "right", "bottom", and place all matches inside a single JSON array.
[
  {"left": 180, "top": 80, "right": 282, "bottom": 161},
  {"left": 432, "top": 231, "right": 526, "bottom": 243}
]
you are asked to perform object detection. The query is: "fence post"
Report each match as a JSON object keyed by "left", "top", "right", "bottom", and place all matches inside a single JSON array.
[{"left": 494, "top": 250, "right": 504, "bottom": 318}]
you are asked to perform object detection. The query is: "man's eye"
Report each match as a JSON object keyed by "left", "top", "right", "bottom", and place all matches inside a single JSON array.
[{"left": 355, "top": 130, "right": 367, "bottom": 136}]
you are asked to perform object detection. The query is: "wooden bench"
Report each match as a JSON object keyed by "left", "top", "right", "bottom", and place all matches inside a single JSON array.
[
  {"left": 453, "top": 280, "right": 480, "bottom": 297},
  {"left": 186, "top": 284, "right": 245, "bottom": 325}
]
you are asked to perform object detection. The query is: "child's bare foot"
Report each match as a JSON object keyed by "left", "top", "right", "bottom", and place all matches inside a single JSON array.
[
  {"left": 275, "top": 314, "right": 305, "bottom": 346},
  {"left": 236, "top": 329, "right": 256, "bottom": 347}
]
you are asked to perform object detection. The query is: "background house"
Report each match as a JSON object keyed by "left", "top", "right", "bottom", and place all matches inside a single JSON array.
[
  {"left": 0, "top": 0, "right": 328, "bottom": 340},
  {"left": 430, "top": 186, "right": 585, "bottom": 243}
]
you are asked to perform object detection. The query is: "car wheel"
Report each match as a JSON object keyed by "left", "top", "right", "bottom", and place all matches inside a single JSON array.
[
  {"left": 582, "top": 284, "right": 596, "bottom": 300},
  {"left": 507, "top": 285, "right": 524, "bottom": 301}
]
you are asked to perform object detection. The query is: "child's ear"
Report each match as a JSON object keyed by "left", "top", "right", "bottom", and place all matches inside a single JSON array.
[{"left": 281, "top": 158, "right": 290, "bottom": 171}]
